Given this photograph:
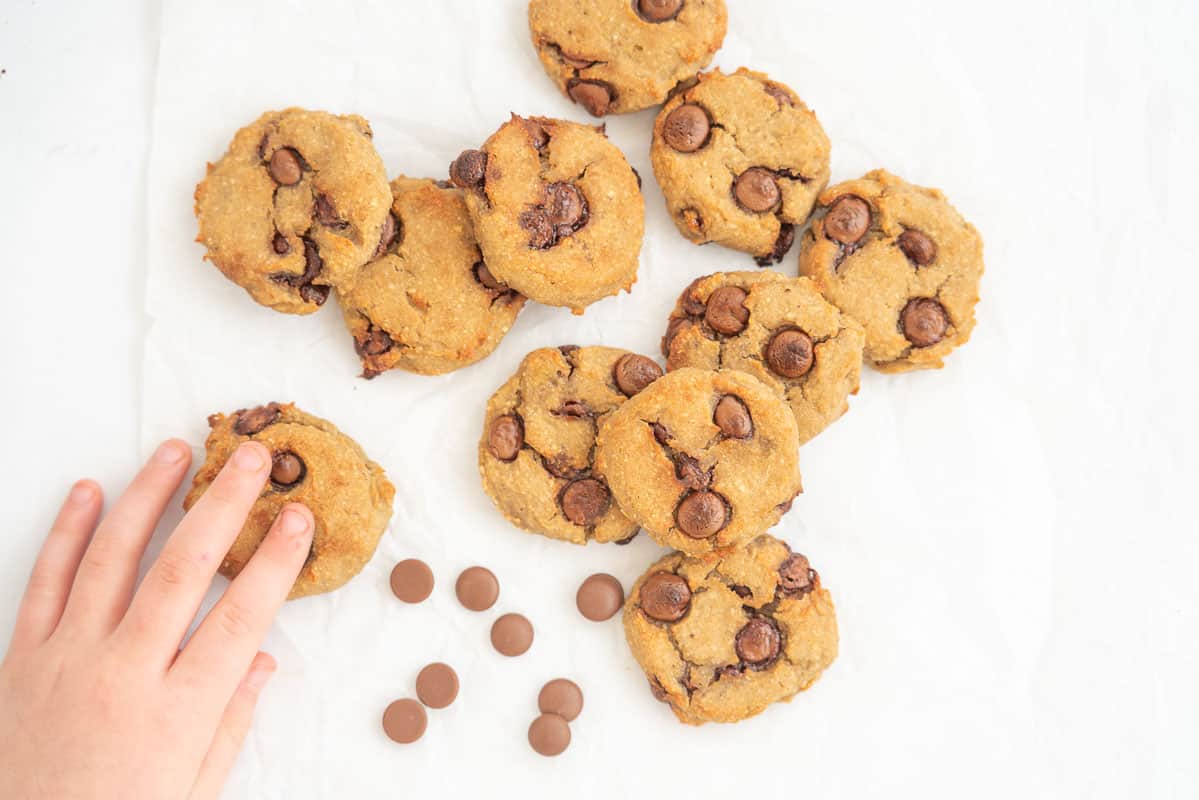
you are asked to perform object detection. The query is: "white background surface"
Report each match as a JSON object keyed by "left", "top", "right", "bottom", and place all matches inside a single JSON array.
[{"left": 2, "top": 1, "right": 1197, "bottom": 797}]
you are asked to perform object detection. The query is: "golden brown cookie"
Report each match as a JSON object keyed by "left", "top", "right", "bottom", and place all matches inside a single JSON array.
[
  {"left": 336, "top": 177, "right": 526, "bottom": 377},
  {"left": 651, "top": 68, "right": 830, "bottom": 264},
  {"left": 480, "top": 345, "right": 663, "bottom": 545},
  {"left": 528, "top": 0, "right": 728, "bottom": 116},
  {"left": 194, "top": 108, "right": 391, "bottom": 314},
  {"left": 798, "top": 169, "right": 984, "bottom": 372},
  {"left": 624, "top": 534, "right": 838, "bottom": 725},
  {"left": 594, "top": 368, "right": 802, "bottom": 556},
  {"left": 449, "top": 115, "right": 644, "bottom": 313},
  {"left": 661, "top": 272, "right": 865, "bottom": 444},
  {"left": 184, "top": 403, "right": 394, "bottom": 599}
]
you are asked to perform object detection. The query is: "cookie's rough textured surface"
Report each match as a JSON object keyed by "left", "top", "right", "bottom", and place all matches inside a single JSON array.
[
  {"left": 798, "top": 169, "right": 984, "bottom": 372},
  {"left": 480, "top": 346, "right": 663, "bottom": 544},
  {"left": 195, "top": 108, "right": 391, "bottom": 314},
  {"left": 651, "top": 69, "right": 830, "bottom": 264},
  {"left": 184, "top": 403, "right": 394, "bottom": 599},
  {"left": 662, "top": 272, "right": 864, "bottom": 444},
  {"left": 336, "top": 177, "right": 525, "bottom": 377},
  {"left": 595, "top": 368, "right": 801, "bottom": 555},
  {"left": 528, "top": 0, "right": 727, "bottom": 116},
  {"left": 624, "top": 534, "right": 838, "bottom": 725},
  {"left": 450, "top": 115, "right": 643, "bottom": 312}
]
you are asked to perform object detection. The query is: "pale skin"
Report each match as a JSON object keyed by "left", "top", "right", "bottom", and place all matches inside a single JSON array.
[{"left": 0, "top": 439, "right": 312, "bottom": 799}]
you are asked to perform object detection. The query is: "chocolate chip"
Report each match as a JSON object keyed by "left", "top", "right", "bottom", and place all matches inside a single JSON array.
[
  {"left": 233, "top": 403, "right": 281, "bottom": 435},
  {"left": 779, "top": 553, "right": 813, "bottom": 595},
  {"left": 491, "top": 613, "right": 534, "bottom": 657},
  {"left": 528, "top": 713, "right": 571, "bottom": 757},
  {"left": 662, "top": 317, "right": 691, "bottom": 357},
  {"left": 704, "top": 286, "right": 749, "bottom": 335},
  {"left": 714, "top": 395, "right": 753, "bottom": 438},
  {"left": 415, "top": 663, "right": 459, "bottom": 709},
  {"left": 613, "top": 354, "right": 662, "bottom": 397},
  {"left": 519, "top": 208, "right": 556, "bottom": 249},
  {"left": 523, "top": 118, "right": 551, "bottom": 149},
  {"left": 755, "top": 223, "right": 795, "bottom": 266},
  {"left": 674, "top": 454, "right": 709, "bottom": 490},
  {"left": 640, "top": 571, "right": 691, "bottom": 622},
  {"left": 731, "top": 584, "right": 752, "bottom": 598},
  {"left": 824, "top": 195, "right": 871, "bottom": 244},
  {"left": 382, "top": 699, "right": 427, "bottom": 744},
  {"left": 675, "top": 491, "right": 728, "bottom": 539},
  {"left": 270, "top": 451, "right": 305, "bottom": 489},
  {"left": 649, "top": 678, "right": 670, "bottom": 702},
  {"left": 313, "top": 193, "right": 342, "bottom": 227},
  {"left": 734, "top": 168, "right": 781, "bottom": 213},
  {"left": 680, "top": 207, "right": 705, "bottom": 237},
  {"left": 560, "top": 478, "right": 611, "bottom": 526},
  {"left": 765, "top": 328, "right": 815, "bottom": 378},
  {"left": 390, "top": 559, "right": 434, "bottom": 604},
  {"left": 449, "top": 149, "right": 487, "bottom": 189},
  {"left": 538, "top": 679, "right": 584, "bottom": 721},
  {"left": 764, "top": 83, "right": 795, "bottom": 107},
  {"left": 663, "top": 103, "right": 710, "bottom": 152},
  {"left": 576, "top": 573, "right": 624, "bottom": 622},
  {"left": 735, "top": 617, "right": 781, "bottom": 665},
  {"left": 473, "top": 262, "right": 503, "bottom": 293},
  {"left": 679, "top": 279, "right": 707, "bottom": 316},
  {"left": 487, "top": 414, "right": 523, "bottom": 462},
  {"left": 637, "top": 0, "right": 684, "bottom": 22},
  {"left": 651, "top": 422, "right": 672, "bottom": 445},
  {"left": 298, "top": 283, "right": 329, "bottom": 306},
  {"left": 541, "top": 453, "right": 580, "bottom": 480},
  {"left": 268, "top": 148, "right": 302, "bottom": 185},
  {"left": 272, "top": 232, "right": 290, "bottom": 255},
  {"left": 559, "top": 344, "right": 580, "bottom": 355},
  {"left": 373, "top": 212, "right": 400, "bottom": 258},
  {"left": 545, "top": 182, "right": 586, "bottom": 228},
  {"left": 455, "top": 566, "right": 499, "bottom": 612},
  {"left": 901, "top": 298, "right": 949, "bottom": 347},
  {"left": 568, "top": 80, "right": 612, "bottom": 116},
  {"left": 898, "top": 228, "right": 937, "bottom": 266},
  {"left": 557, "top": 400, "right": 590, "bottom": 418},
  {"left": 358, "top": 325, "right": 394, "bottom": 357},
  {"left": 614, "top": 531, "right": 640, "bottom": 545}
]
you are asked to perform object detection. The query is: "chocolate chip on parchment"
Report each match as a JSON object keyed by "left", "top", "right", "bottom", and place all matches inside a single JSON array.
[
  {"left": 382, "top": 699, "right": 427, "bottom": 744},
  {"left": 415, "top": 663, "right": 459, "bottom": 709},
  {"left": 538, "top": 679, "right": 584, "bottom": 721},
  {"left": 390, "top": 559, "right": 434, "bottom": 604},
  {"left": 576, "top": 573, "right": 624, "bottom": 622},
  {"left": 528, "top": 713, "right": 571, "bottom": 756},
  {"left": 455, "top": 566, "right": 499, "bottom": 612},
  {"left": 491, "top": 613, "right": 534, "bottom": 657}
]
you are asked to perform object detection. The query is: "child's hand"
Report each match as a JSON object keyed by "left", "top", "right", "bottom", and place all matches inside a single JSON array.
[{"left": 0, "top": 439, "right": 313, "bottom": 799}]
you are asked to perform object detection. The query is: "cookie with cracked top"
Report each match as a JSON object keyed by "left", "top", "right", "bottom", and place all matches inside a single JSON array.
[
  {"left": 798, "top": 169, "right": 984, "bottom": 373},
  {"left": 623, "top": 534, "right": 838, "bottom": 725},
  {"left": 662, "top": 271, "right": 865, "bottom": 444},
  {"left": 650, "top": 68, "right": 830, "bottom": 264},
  {"left": 194, "top": 108, "right": 391, "bottom": 314},
  {"left": 184, "top": 403, "right": 394, "bottom": 599},
  {"left": 528, "top": 0, "right": 727, "bottom": 117},
  {"left": 336, "top": 176, "right": 525, "bottom": 377},
  {"left": 449, "top": 115, "right": 643, "bottom": 312},
  {"left": 479, "top": 346, "right": 663, "bottom": 545},
  {"left": 594, "top": 367, "right": 802, "bottom": 556}
]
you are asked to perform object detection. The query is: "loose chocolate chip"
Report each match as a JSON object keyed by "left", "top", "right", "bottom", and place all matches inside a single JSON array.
[
  {"left": 714, "top": 395, "right": 753, "bottom": 438},
  {"left": 734, "top": 167, "right": 781, "bottom": 213},
  {"left": 779, "top": 553, "right": 813, "bottom": 595},
  {"left": 298, "top": 283, "right": 329, "bottom": 306},
  {"left": 637, "top": 0, "right": 684, "bottom": 22},
  {"left": 491, "top": 613, "right": 534, "bottom": 657},
  {"left": 675, "top": 490, "right": 728, "bottom": 539},
  {"left": 824, "top": 195, "right": 871, "bottom": 244},
  {"left": 613, "top": 354, "right": 663, "bottom": 397},
  {"left": 488, "top": 414, "right": 524, "bottom": 462},
  {"left": 272, "top": 232, "right": 290, "bottom": 255},
  {"left": 358, "top": 325, "right": 394, "bottom": 357},
  {"left": 576, "top": 573, "right": 624, "bottom": 622},
  {"left": 640, "top": 571, "right": 691, "bottom": 622},
  {"left": 528, "top": 713, "right": 571, "bottom": 757},
  {"left": 456, "top": 566, "right": 499, "bottom": 611},
  {"left": 519, "top": 208, "right": 556, "bottom": 249},
  {"left": 373, "top": 212, "right": 400, "bottom": 258},
  {"left": 545, "top": 182, "right": 586, "bottom": 228},
  {"left": 560, "top": 478, "right": 611, "bottom": 526},
  {"left": 704, "top": 286, "right": 749, "bottom": 335},
  {"left": 270, "top": 451, "right": 305, "bottom": 489},
  {"left": 538, "top": 679, "right": 584, "bottom": 721},
  {"left": 735, "top": 617, "right": 781, "bottom": 665},
  {"left": 568, "top": 80, "right": 612, "bottom": 116},
  {"left": 898, "top": 228, "right": 937, "bottom": 266},
  {"left": 390, "top": 559, "right": 434, "bottom": 604},
  {"left": 901, "top": 298, "right": 949, "bottom": 347},
  {"left": 233, "top": 403, "right": 281, "bottom": 436},
  {"left": 755, "top": 223, "right": 795, "bottom": 266},
  {"left": 415, "top": 663, "right": 459, "bottom": 709},
  {"left": 764, "top": 82, "right": 795, "bottom": 107},
  {"left": 268, "top": 148, "right": 302, "bottom": 185},
  {"left": 382, "top": 699, "right": 427, "bottom": 744},
  {"left": 674, "top": 454, "right": 709, "bottom": 490},
  {"left": 449, "top": 149, "right": 487, "bottom": 189},
  {"left": 663, "top": 103, "right": 710, "bottom": 152},
  {"left": 765, "top": 328, "right": 815, "bottom": 378},
  {"left": 557, "top": 400, "right": 590, "bottom": 418},
  {"left": 313, "top": 193, "right": 342, "bottom": 227}
]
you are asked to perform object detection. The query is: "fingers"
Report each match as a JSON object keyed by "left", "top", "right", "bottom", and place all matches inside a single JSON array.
[
  {"left": 171, "top": 504, "right": 312, "bottom": 704},
  {"left": 188, "top": 651, "right": 276, "bottom": 800},
  {"left": 59, "top": 440, "right": 192, "bottom": 635},
  {"left": 119, "top": 441, "right": 271, "bottom": 662},
  {"left": 7, "top": 481, "right": 103, "bottom": 654}
]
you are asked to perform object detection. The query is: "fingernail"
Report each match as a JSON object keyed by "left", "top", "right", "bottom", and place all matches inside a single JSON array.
[
  {"left": 232, "top": 442, "right": 267, "bottom": 472},
  {"left": 68, "top": 481, "right": 96, "bottom": 505},
  {"left": 244, "top": 664, "right": 276, "bottom": 693},
  {"left": 277, "top": 507, "right": 311, "bottom": 538},
  {"left": 153, "top": 440, "right": 188, "bottom": 464}
]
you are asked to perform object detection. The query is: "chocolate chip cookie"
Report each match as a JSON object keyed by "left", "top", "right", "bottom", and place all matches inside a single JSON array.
[
  {"left": 798, "top": 169, "right": 984, "bottom": 372},
  {"left": 336, "top": 177, "right": 525, "bottom": 377},
  {"left": 651, "top": 68, "right": 831, "bottom": 264},
  {"left": 594, "top": 368, "right": 802, "bottom": 556},
  {"left": 661, "top": 272, "right": 865, "bottom": 444},
  {"left": 528, "top": 0, "right": 728, "bottom": 117},
  {"left": 184, "top": 403, "right": 395, "bottom": 599},
  {"left": 449, "top": 115, "right": 643, "bottom": 313},
  {"left": 480, "top": 346, "right": 662, "bottom": 544},
  {"left": 195, "top": 108, "right": 392, "bottom": 314},
  {"left": 624, "top": 534, "right": 837, "bottom": 725}
]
